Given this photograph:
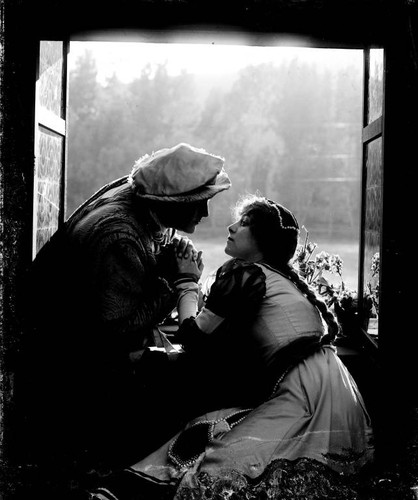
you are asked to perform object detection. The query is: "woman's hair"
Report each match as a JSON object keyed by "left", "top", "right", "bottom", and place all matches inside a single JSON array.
[{"left": 234, "top": 194, "right": 340, "bottom": 342}]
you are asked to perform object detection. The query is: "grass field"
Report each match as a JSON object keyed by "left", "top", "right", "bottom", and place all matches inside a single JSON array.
[{"left": 190, "top": 233, "right": 360, "bottom": 289}]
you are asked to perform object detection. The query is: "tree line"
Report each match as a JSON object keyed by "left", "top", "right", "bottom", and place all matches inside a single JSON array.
[{"left": 67, "top": 49, "right": 363, "bottom": 237}]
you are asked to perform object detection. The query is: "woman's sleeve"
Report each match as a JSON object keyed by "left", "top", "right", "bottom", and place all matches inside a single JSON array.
[
  {"left": 204, "top": 259, "right": 266, "bottom": 318},
  {"left": 176, "top": 260, "right": 266, "bottom": 350},
  {"left": 176, "top": 280, "right": 200, "bottom": 323}
]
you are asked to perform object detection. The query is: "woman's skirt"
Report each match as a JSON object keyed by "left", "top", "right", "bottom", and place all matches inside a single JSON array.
[{"left": 90, "top": 348, "right": 374, "bottom": 500}]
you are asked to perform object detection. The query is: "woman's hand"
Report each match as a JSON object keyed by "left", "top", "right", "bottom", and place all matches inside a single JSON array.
[
  {"left": 176, "top": 250, "right": 204, "bottom": 283},
  {"left": 172, "top": 235, "right": 198, "bottom": 261},
  {"left": 158, "top": 235, "right": 200, "bottom": 284}
]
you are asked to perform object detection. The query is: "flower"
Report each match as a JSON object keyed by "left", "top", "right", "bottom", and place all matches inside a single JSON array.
[
  {"left": 293, "top": 227, "right": 372, "bottom": 321},
  {"left": 367, "top": 252, "right": 379, "bottom": 316},
  {"left": 370, "top": 252, "right": 380, "bottom": 277},
  {"left": 294, "top": 227, "right": 345, "bottom": 303}
]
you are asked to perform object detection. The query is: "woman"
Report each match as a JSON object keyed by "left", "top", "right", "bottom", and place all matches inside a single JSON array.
[{"left": 90, "top": 194, "right": 374, "bottom": 499}]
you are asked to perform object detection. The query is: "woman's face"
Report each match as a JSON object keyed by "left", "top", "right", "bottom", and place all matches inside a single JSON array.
[{"left": 225, "top": 212, "right": 264, "bottom": 262}]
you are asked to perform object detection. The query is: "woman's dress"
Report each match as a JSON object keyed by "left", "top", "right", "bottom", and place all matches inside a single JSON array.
[{"left": 91, "top": 259, "right": 374, "bottom": 499}]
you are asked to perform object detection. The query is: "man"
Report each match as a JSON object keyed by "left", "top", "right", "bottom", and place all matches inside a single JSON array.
[{"left": 15, "top": 143, "right": 231, "bottom": 475}]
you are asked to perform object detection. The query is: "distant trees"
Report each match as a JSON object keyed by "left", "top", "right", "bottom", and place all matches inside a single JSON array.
[
  {"left": 67, "top": 49, "right": 362, "bottom": 238},
  {"left": 67, "top": 53, "right": 199, "bottom": 212}
]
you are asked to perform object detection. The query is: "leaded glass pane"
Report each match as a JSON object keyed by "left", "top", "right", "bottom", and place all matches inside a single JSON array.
[
  {"left": 367, "top": 49, "right": 384, "bottom": 124},
  {"left": 39, "top": 41, "right": 64, "bottom": 117},
  {"left": 35, "top": 127, "right": 63, "bottom": 253},
  {"left": 363, "top": 137, "right": 382, "bottom": 334}
]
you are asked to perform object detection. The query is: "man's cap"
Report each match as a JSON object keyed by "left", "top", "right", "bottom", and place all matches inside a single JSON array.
[{"left": 128, "top": 143, "right": 231, "bottom": 202}]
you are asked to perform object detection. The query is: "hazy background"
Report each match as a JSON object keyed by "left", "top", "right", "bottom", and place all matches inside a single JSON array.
[{"left": 66, "top": 42, "right": 363, "bottom": 286}]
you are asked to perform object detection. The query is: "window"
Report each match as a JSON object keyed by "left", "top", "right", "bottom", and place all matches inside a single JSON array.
[{"left": 67, "top": 41, "right": 363, "bottom": 290}]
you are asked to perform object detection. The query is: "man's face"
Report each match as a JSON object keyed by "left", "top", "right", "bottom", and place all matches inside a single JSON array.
[{"left": 169, "top": 200, "right": 210, "bottom": 233}]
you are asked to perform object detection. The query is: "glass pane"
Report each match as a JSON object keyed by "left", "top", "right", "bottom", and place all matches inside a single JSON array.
[
  {"left": 363, "top": 137, "right": 382, "bottom": 335},
  {"left": 367, "top": 48, "right": 384, "bottom": 124},
  {"left": 39, "top": 40, "right": 64, "bottom": 117},
  {"left": 35, "top": 127, "right": 64, "bottom": 253}
]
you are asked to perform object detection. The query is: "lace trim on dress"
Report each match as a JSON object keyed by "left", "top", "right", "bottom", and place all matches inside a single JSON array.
[{"left": 175, "top": 457, "right": 371, "bottom": 499}]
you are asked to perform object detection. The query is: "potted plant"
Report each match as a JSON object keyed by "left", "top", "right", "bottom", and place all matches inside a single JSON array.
[{"left": 293, "top": 228, "right": 374, "bottom": 336}]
